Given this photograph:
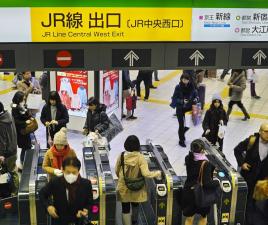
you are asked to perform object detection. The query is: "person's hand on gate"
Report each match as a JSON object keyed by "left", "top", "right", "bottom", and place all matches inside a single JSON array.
[
  {"left": 53, "top": 169, "right": 63, "bottom": 177},
  {"left": 51, "top": 120, "right": 58, "bottom": 125},
  {"left": 205, "top": 129, "right": 211, "bottom": 135},
  {"left": 47, "top": 206, "right": 59, "bottom": 218},
  {"left": 26, "top": 120, "right": 31, "bottom": 124},
  {"left": 76, "top": 208, "right": 88, "bottom": 218},
  {"left": 45, "top": 121, "right": 50, "bottom": 127}
]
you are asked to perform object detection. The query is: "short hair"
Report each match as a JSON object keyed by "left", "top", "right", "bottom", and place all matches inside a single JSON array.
[
  {"left": 181, "top": 73, "right": 190, "bottom": 81},
  {"left": 12, "top": 91, "right": 25, "bottom": 105},
  {"left": 190, "top": 139, "right": 205, "bottom": 153},
  {"left": 62, "top": 157, "right": 81, "bottom": 171},
  {"left": 124, "top": 135, "right": 141, "bottom": 152},
  {"left": 87, "top": 97, "right": 100, "bottom": 106},
  {"left": 48, "top": 91, "right": 62, "bottom": 106}
]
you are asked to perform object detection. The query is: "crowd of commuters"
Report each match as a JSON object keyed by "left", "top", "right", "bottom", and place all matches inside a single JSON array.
[{"left": 0, "top": 69, "right": 267, "bottom": 225}]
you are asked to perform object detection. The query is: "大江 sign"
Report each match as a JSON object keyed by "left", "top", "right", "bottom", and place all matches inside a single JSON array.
[
  {"left": 191, "top": 8, "right": 268, "bottom": 41},
  {"left": 56, "top": 71, "right": 88, "bottom": 117},
  {"left": 31, "top": 7, "right": 192, "bottom": 42}
]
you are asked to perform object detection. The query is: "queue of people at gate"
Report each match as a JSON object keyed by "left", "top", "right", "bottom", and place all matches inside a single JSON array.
[{"left": 0, "top": 69, "right": 267, "bottom": 225}]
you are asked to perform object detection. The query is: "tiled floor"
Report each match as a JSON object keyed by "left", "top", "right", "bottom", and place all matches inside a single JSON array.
[{"left": 0, "top": 69, "right": 267, "bottom": 178}]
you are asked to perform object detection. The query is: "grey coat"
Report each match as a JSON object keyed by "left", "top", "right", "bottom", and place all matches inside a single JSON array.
[
  {"left": 228, "top": 71, "right": 246, "bottom": 101},
  {"left": 0, "top": 111, "right": 17, "bottom": 158}
]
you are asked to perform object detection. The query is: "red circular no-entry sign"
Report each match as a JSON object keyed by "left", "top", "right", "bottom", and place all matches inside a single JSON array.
[
  {"left": 0, "top": 54, "right": 3, "bottom": 66},
  {"left": 4, "top": 202, "right": 12, "bottom": 210},
  {"left": 56, "top": 50, "right": 72, "bottom": 67}
]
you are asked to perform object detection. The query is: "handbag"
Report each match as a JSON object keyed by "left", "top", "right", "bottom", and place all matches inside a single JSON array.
[
  {"left": 253, "top": 180, "right": 268, "bottom": 201},
  {"left": 193, "top": 161, "right": 220, "bottom": 208},
  {"left": 20, "top": 118, "right": 38, "bottom": 135},
  {"left": 26, "top": 93, "right": 43, "bottom": 110},
  {"left": 100, "top": 113, "right": 123, "bottom": 142},
  {"left": 120, "top": 152, "right": 145, "bottom": 191}
]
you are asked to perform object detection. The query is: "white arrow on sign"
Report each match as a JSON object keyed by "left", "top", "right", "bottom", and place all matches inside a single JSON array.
[
  {"left": 189, "top": 50, "right": 205, "bottom": 66},
  {"left": 252, "top": 50, "right": 267, "bottom": 65},
  {"left": 124, "top": 50, "right": 139, "bottom": 67}
]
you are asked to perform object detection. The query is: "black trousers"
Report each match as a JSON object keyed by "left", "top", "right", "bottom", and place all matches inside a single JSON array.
[
  {"left": 136, "top": 75, "right": 150, "bottom": 99},
  {"left": 176, "top": 107, "right": 191, "bottom": 141},
  {"left": 227, "top": 100, "right": 249, "bottom": 118},
  {"left": 122, "top": 202, "right": 139, "bottom": 214},
  {"left": 250, "top": 81, "right": 257, "bottom": 97},
  {"left": 220, "top": 69, "right": 229, "bottom": 80}
]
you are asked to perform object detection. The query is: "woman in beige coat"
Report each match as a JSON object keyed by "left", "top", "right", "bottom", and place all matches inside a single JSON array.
[{"left": 115, "top": 135, "right": 161, "bottom": 225}]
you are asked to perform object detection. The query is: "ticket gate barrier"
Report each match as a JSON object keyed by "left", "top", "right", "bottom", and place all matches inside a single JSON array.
[
  {"left": 18, "top": 145, "right": 49, "bottom": 225},
  {"left": 138, "top": 140, "right": 182, "bottom": 225},
  {"left": 202, "top": 138, "right": 248, "bottom": 225},
  {"left": 82, "top": 139, "right": 116, "bottom": 225}
]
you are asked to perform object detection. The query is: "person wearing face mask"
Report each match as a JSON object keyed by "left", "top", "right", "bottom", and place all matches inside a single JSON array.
[
  {"left": 202, "top": 94, "right": 228, "bottom": 152},
  {"left": 83, "top": 97, "right": 109, "bottom": 136},
  {"left": 234, "top": 123, "right": 268, "bottom": 225},
  {"left": 182, "top": 139, "right": 220, "bottom": 225},
  {"left": 170, "top": 73, "right": 199, "bottom": 147},
  {"left": 40, "top": 157, "right": 93, "bottom": 225},
  {"left": 42, "top": 127, "right": 76, "bottom": 180},
  {"left": 11, "top": 91, "right": 33, "bottom": 168},
  {"left": 41, "top": 91, "right": 69, "bottom": 148}
]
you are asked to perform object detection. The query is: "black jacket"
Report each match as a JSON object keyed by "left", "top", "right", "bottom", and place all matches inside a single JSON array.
[
  {"left": 11, "top": 104, "right": 32, "bottom": 149},
  {"left": 234, "top": 133, "right": 268, "bottom": 197},
  {"left": 39, "top": 176, "right": 93, "bottom": 225},
  {"left": 83, "top": 104, "right": 109, "bottom": 133},
  {"left": 170, "top": 82, "right": 198, "bottom": 109},
  {"left": 0, "top": 111, "right": 17, "bottom": 158},
  {"left": 40, "top": 103, "right": 69, "bottom": 136},
  {"left": 202, "top": 107, "right": 228, "bottom": 143},
  {"left": 184, "top": 156, "right": 219, "bottom": 189}
]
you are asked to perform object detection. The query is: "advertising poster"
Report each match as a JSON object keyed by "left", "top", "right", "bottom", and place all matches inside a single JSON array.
[
  {"left": 56, "top": 71, "right": 88, "bottom": 117},
  {"left": 191, "top": 8, "right": 268, "bottom": 41},
  {"left": 102, "top": 70, "right": 119, "bottom": 114}
]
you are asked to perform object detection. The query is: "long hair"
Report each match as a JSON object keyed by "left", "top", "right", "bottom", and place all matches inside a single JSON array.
[
  {"left": 87, "top": 97, "right": 100, "bottom": 107},
  {"left": 210, "top": 99, "right": 224, "bottom": 110},
  {"left": 48, "top": 91, "right": 62, "bottom": 107},
  {"left": 12, "top": 91, "right": 25, "bottom": 105}
]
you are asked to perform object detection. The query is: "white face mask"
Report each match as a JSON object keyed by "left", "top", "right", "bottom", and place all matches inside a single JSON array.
[{"left": 64, "top": 173, "right": 78, "bottom": 184}]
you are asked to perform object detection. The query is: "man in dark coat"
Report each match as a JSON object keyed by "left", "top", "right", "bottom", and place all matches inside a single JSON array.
[
  {"left": 39, "top": 157, "right": 93, "bottom": 225},
  {"left": 0, "top": 102, "right": 19, "bottom": 195},
  {"left": 234, "top": 123, "right": 268, "bottom": 225}
]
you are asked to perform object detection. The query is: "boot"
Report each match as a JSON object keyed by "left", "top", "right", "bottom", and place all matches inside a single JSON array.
[
  {"left": 131, "top": 206, "right": 139, "bottom": 225},
  {"left": 241, "top": 106, "right": 250, "bottom": 121},
  {"left": 122, "top": 213, "right": 131, "bottom": 225}
]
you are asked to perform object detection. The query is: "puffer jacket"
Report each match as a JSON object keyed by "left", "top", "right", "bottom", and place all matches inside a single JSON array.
[
  {"left": 115, "top": 151, "right": 160, "bottom": 203},
  {"left": 83, "top": 104, "right": 109, "bottom": 133},
  {"left": 228, "top": 71, "right": 246, "bottom": 102},
  {"left": 0, "top": 111, "right": 17, "bottom": 158}
]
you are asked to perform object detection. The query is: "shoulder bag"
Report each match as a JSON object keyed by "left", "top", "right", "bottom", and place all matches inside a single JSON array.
[
  {"left": 20, "top": 118, "right": 38, "bottom": 135},
  {"left": 193, "top": 161, "right": 220, "bottom": 208},
  {"left": 120, "top": 152, "right": 145, "bottom": 191}
]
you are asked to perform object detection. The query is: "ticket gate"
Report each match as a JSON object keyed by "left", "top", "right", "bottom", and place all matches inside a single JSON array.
[
  {"left": 18, "top": 145, "right": 49, "bottom": 225},
  {"left": 202, "top": 138, "right": 248, "bottom": 225},
  {"left": 129, "top": 140, "right": 181, "bottom": 225},
  {"left": 82, "top": 139, "right": 116, "bottom": 225}
]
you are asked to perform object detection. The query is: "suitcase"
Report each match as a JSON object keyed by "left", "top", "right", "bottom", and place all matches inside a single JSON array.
[{"left": 198, "top": 84, "right": 206, "bottom": 110}]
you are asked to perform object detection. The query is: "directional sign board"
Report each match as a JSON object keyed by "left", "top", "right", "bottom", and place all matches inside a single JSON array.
[
  {"left": 112, "top": 49, "right": 151, "bottom": 68},
  {"left": 43, "top": 49, "right": 84, "bottom": 69},
  {"left": 242, "top": 48, "right": 268, "bottom": 66},
  {"left": 178, "top": 49, "right": 216, "bottom": 67},
  {"left": 0, "top": 50, "right": 15, "bottom": 69}
]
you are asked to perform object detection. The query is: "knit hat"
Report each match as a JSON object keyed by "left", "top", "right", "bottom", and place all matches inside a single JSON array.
[
  {"left": 53, "top": 127, "right": 68, "bottom": 145},
  {"left": 212, "top": 93, "right": 222, "bottom": 101}
]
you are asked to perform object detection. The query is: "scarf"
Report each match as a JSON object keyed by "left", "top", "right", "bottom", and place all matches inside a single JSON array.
[
  {"left": 51, "top": 145, "right": 71, "bottom": 169},
  {"left": 63, "top": 175, "right": 81, "bottom": 205},
  {"left": 194, "top": 152, "right": 208, "bottom": 161}
]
